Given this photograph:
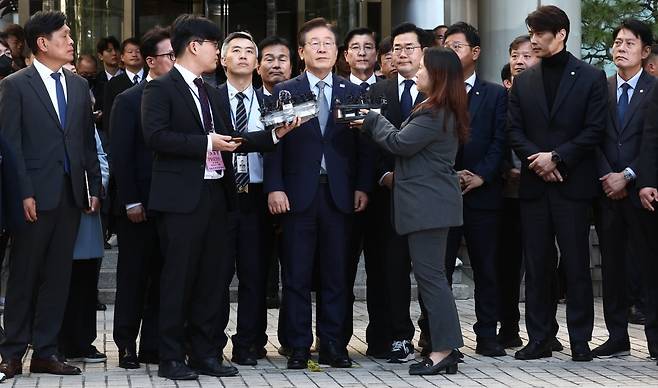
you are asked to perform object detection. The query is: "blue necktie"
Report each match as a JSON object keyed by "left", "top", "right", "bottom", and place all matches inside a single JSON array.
[
  {"left": 50, "top": 72, "right": 71, "bottom": 174},
  {"left": 400, "top": 79, "right": 414, "bottom": 121},
  {"left": 618, "top": 83, "right": 631, "bottom": 124}
]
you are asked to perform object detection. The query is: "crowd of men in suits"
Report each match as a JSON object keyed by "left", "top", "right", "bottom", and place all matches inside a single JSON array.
[{"left": 0, "top": 3, "right": 657, "bottom": 382}]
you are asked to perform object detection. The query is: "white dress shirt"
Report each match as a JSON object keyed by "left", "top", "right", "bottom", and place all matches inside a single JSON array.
[
  {"left": 349, "top": 73, "right": 377, "bottom": 86},
  {"left": 125, "top": 68, "right": 145, "bottom": 84},
  {"left": 307, "top": 71, "right": 333, "bottom": 104},
  {"left": 105, "top": 68, "right": 123, "bottom": 81},
  {"left": 397, "top": 73, "right": 419, "bottom": 102},
  {"left": 464, "top": 72, "right": 477, "bottom": 94},
  {"left": 616, "top": 68, "right": 643, "bottom": 103},
  {"left": 227, "top": 81, "right": 265, "bottom": 183},
  {"left": 32, "top": 58, "right": 67, "bottom": 123}
]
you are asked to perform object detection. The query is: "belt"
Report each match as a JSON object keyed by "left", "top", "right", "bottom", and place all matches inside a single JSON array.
[{"left": 319, "top": 175, "right": 328, "bottom": 184}]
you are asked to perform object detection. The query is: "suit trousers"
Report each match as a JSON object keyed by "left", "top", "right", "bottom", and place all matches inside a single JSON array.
[
  {"left": 114, "top": 216, "right": 162, "bottom": 354},
  {"left": 638, "top": 211, "right": 658, "bottom": 346},
  {"left": 497, "top": 198, "right": 523, "bottom": 335},
  {"left": 281, "top": 181, "right": 351, "bottom": 349},
  {"left": 1, "top": 175, "right": 80, "bottom": 360},
  {"left": 59, "top": 258, "right": 100, "bottom": 356},
  {"left": 520, "top": 188, "right": 594, "bottom": 343},
  {"left": 408, "top": 228, "right": 463, "bottom": 351},
  {"left": 157, "top": 180, "right": 229, "bottom": 361},
  {"left": 444, "top": 206, "right": 501, "bottom": 339}
]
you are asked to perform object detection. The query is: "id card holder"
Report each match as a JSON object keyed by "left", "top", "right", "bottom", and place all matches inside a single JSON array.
[
  {"left": 236, "top": 154, "right": 248, "bottom": 173},
  {"left": 206, "top": 150, "right": 225, "bottom": 171}
]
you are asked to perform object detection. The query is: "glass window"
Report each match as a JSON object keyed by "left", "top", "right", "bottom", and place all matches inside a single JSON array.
[{"left": 303, "top": 0, "right": 360, "bottom": 41}]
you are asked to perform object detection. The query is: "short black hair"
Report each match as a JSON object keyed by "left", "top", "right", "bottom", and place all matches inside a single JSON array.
[
  {"left": 96, "top": 36, "right": 120, "bottom": 54},
  {"left": 501, "top": 63, "right": 511, "bottom": 83},
  {"left": 24, "top": 11, "right": 67, "bottom": 55},
  {"left": 171, "top": 14, "right": 222, "bottom": 57},
  {"left": 613, "top": 18, "right": 653, "bottom": 47},
  {"left": 258, "top": 36, "right": 291, "bottom": 62},
  {"left": 391, "top": 22, "right": 433, "bottom": 48},
  {"left": 140, "top": 26, "right": 170, "bottom": 59},
  {"left": 445, "top": 22, "right": 481, "bottom": 48},
  {"left": 526, "top": 5, "right": 570, "bottom": 43},
  {"left": 509, "top": 35, "right": 531, "bottom": 54},
  {"left": 120, "top": 37, "right": 141, "bottom": 53},
  {"left": 4, "top": 24, "right": 25, "bottom": 40},
  {"left": 378, "top": 36, "right": 393, "bottom": 60},
  {"left": 343, "top": 27, "right": 375, "bottom": 48},
  {"left": 297, "top": 17, "right": 337, "bottom": 47}
]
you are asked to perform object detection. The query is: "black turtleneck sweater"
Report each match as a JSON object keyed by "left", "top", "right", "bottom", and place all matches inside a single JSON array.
[{"left": 541, "top": 48, "right": 569, "bottom": 111}]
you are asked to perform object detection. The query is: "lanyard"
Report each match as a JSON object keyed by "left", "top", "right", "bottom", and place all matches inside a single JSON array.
[
  {"left": 229, "top": 88, "right": 256, "bottom": 131},
  {"left": 186, "top": 82, "right": 216, "bottom": 133}
]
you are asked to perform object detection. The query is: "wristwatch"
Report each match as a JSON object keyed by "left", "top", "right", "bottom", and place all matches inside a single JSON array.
[
  {"left": 622, "top": 168, "right": 635, "bottom": 182},
  {"left": 550, "top": 150, "right": 561, "bottom": 163}
]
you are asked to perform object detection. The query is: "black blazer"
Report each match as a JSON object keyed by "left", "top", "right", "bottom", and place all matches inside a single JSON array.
[
  {"left": 598, "top": 71, "right": 656, "bottom": 206},
  {"left": 215, "top": 82, "right": 266, "bottom": 133},
  {"left": 457, "top": 76, "right": 507, "bottom": 210},
  {"left": 141, "top": 67, "right": 276, "bottom": 214},
  {"left": 103, "top": 72, "right": 138, "bottom": 141},
  {"left": 507, "top": 52, "right": 608, "bottom": 200},
  {"left": 0, "top": 136, "right": 23, "bottom": 231},
  {"left": 0, "top": 65, "right": 101, "bottom": 211},
  {"left": 638, "top": 78, "right": 658, "bottom": 192},
  {"left": 368, "top": 77, "right": 425, "bottom": 182}
]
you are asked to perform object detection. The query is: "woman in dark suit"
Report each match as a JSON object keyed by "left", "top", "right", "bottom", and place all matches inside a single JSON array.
[{"left": 357, "top": 47, "right": 469, "bottom": 375}]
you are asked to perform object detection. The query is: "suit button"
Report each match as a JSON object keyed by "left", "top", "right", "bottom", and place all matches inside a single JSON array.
[{"left": 618, "top": 143, "right": 622, "bottom": 147}]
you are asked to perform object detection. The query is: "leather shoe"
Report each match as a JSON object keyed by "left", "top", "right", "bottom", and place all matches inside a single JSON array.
[
  {"left": 318, "top": 341, "right": 352, "bottom": 368},
  {"left": 287, "top": 348, "right": 310, "bottom": 370},
  {"left": 29, "top": 355, "right": 81, "bottom": 375},
  {"left": 137, "top": 350, "right": 159, "bottom": 365},
  {"left": 119, "top": 348, "right": 140, "bottom": 369},
  {"left": 158, "top": 360, "right": 198, "bottom": 380},
  {"left": 255, "top": 347, "right": 267, "bottom": 359},
  {"left": 409, "top": 349, "right": 460, "bottom": 376},
  {"left": 648, "top": 341, "right": 658, "bottom": 360},
  {"left": 278, "top": 346, "right": 292, "bottom": 357},
  {"left": 0, "top": 359, "right": 22, "bottom": 379},
  {"left": 188, "top": 357, "right": 238, "bottom": 377},
  {"left": 232, "top": 348, "right": 258, "bottom": 366},
  {"left": 514, "top": 340, "right": 552, "bottom": 360},
  {"left": 571, "top": 342, "right": 593, "bottom": 362},
  {"left": 592, "top": 338, "right": 630, "bottom": 358},
  {"left": 497, "top": 333, "right": 523, "bottom": 349},
  {"left": 475, "top": 338, "right": 507, "bottom": 357},
  {"left": 551, "top": 337, "right": 564, "bottom": 351}
]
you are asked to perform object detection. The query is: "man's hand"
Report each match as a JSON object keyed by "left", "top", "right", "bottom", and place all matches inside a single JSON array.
[
  {"left": 609, "top": 188, "right": 628, "bottom": 200},
  {"left": 460, "top": 171, "right": 484, "bottom": 194},
  {"left": 528, "top": 152, "right": 557, "bottom": 177},
  {"left": 354, "top": 190, "right": 368, "bottom": 212},
  {"left": 210, "top": 133, "right": 240, "bottom": 152},
  {"left": 504, "top": 168, "right": 521, "bottom": 181},
  {"left": 542, "top": 169, "right": 563, "bottom": 183},
  {"left": 127, "top": 205, "right": 147, "bottom": 223},
  {"left": 268, "top": 191, "right": 290, "bottom": 214},
  {"left": 274, "top": 117, "right": 301, "bottom": 139},
  {"left": 84, "top": 196, "right": 100, "bottom": 214},
  {"left": 381, "top": 172, "right": 394, "bottom": 190},
  {"left": 599, "top": 172, "right": 628, "bottom": 199},
  {"left": 639, "top": 187, "right": 658, "bottom": 211},
  {"left": 23, "top": 197, "right": 37, "bottom": 222}
]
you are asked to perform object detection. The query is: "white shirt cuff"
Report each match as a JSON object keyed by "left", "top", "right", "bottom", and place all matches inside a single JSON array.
[
  {"left": 271, "top": 128, "right": 280, "bottom": 144},
  {"left": 126, "top": 202, "right": 142, "bottom": 210},
  {"left": 378, "top": 171, "right": 393, "bottom": 186},
  {"left": 207, "top": 135, "right": 213, "bottom": 152},
  {"left": 624, "top": 167, "right": 637, "bottom": 180}
]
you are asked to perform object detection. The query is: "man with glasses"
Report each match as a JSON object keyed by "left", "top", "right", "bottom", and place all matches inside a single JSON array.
[
  {"left": 264, "top": 17, "right": 373, "bottom": 369},
  {"left": 443, "top": 22, "right": 507, "bottom": 357},
  {"left": 344, "top": 28, "right": 378, "bottom": 91},
  {"left": 110, "top": 26, "right": 173, "bottom": 370}
]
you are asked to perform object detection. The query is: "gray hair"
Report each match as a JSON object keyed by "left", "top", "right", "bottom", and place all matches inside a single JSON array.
[{"left": 220, "top": 31, "right": 258, "bottom": 58}]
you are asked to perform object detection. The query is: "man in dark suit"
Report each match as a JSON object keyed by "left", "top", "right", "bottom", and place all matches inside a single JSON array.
[
  {"left": 365, "top": 22, "right": 431, "bottom": 362},
  {"left": 110, "top": 26, "right": 173, "bottom": 370},
  {"left": 593, "top": 19, "right": 656, "bottom": 358},
  {"left": 443, "top": 22, "right": 507, "bottom": 357},
  {"left": 142, "top": 14, "right": 297, "bottom": 381},
  {"left": 264, "top": 17, "right": 373, "bottom": 369},
  {"left": 508, "top": 5, "right": 607, "bottom": 361},
  {"left": 93, "top": 36, "right": 121, "bottom": 135},
  {"left": 257, "top": 36, "right": 293, "bottom": 97},
  {"left": 0, "top": 11, "right": 101, "bottom": 378}
]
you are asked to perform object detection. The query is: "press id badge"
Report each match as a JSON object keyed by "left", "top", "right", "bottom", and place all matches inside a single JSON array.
[
  {"left": 206, "top": 150, "right": 225, "bottom": 171},
  {"left": 236, "top": 154, "right": 248, "bottom": 173}
]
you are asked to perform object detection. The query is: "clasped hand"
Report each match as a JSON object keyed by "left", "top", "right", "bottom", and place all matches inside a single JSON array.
[
  {"left": 527, "top": 152, "right": 562, "bottom": 182},
  {"left": 458, "top": 170, "right": 484, "bottom": 194},
  {"left": 599, "top": 172, "right": 627, "bottom": 200}
]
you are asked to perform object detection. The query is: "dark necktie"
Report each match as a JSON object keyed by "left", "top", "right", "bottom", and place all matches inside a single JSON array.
[
  {"left": 193, "top": 77, "right": 214, "bottom": 134},
  {"left": 50, "top": 72, "right": 71, "bottom": 174},
  {"left": 234, "top": 92, "right": 250, "bottom": 191},
  {"left": 360, "top": 81, "right": 370, "bottom": 92},
  {"left": 618, "top": 83, "right": 631, "bottom": 124},
  {"left": 132, "top": 74, "right": 140, "bottom": 84},
  {"left": 400, "top": 79, "right": 414, "bottom": 121}
]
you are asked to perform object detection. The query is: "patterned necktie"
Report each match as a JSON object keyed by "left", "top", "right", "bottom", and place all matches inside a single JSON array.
[
  {"left": 400, "top": 79, "right": 414, "bottom": 121},
  {"left": 234, "top": 92, "right": 250, "bottom": 191},
  {"left": 316, "top": 80, "right": 329, "bottom": 174},
  {"left": 133, "top": 74, "right": 140, "bottom": 84},
  {"left": 193, "top": 77, "right": 225, "bottom": 171},
  {"left": 618, "top": 83, "right": 631, "bottom": 124},
  {"left": 50, "top": 72, "right": 71, "bottom": 174}
]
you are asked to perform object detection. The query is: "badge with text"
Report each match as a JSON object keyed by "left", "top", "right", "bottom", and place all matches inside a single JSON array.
[
  {"left": 206, "top": 150, "right": 225, "bottom": 171},
  {"left": 236, "top": 154, "right": 248, "bottom": 173}
]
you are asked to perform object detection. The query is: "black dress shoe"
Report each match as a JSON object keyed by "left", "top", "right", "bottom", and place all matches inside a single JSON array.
[
  {"left": 287, "top": 348, "right": 310, "bottom": 369},
  {"left": 137, "top": 350, "right": 159, "bottom": 365},
  {"left": 188, "top": 357, "right": 238, "bottom": 377},
  {"left": 497, "top": 333, "right": 523, "bottom": 349},
  {"left": 0, "top": 359, "right": 22, "bottom": 379},
  {"left": 119, "top": 348, "right": 140, "bottom": 369},
  {"left": 278, "top": 346, "right": 292, "bottom": 357},
  {"left": 158, "top": 360, "right": 198, "bottom": 380},
  {"left": 29, "top": 355, "right": 81, "bottom": 375},
  {"left": 648, "top": 341, "right": 658, "bottom": 360},
  {"left": 318, "top": 341, "right": 352, "bottom": 368},
  {"left": 232, "top": 348, "right": 257, "bottom": 366},
  {"left": 408, "top": 349, "right": 460, "bottom": 376},
  {"left": 475, "top": 338, "right": 507, "bottom": 357},
  {"left": 571, "top": 342, "right": 593, "bottom": 362},
  {"left": 255, "top": 347, "right": 267, "bottom": 359},
  {"left": 592, "top": 338, "right": 630, "bottom": 358},
  {"left": 514, "top": 340, "right": 552, "bottom": 360},
  {"left": 551, "top": 337, "right": 564, "bottom": 351},
  {"left": 66, "top": 346, "right": 107, "bottom": 363}
]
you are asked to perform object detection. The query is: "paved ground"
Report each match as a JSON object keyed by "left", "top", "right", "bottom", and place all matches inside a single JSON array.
[{"left": 3, "top": 299, "right": 657, "bottom": 387}]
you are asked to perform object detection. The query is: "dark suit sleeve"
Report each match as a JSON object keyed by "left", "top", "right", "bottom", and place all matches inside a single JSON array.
[
  {"left": 142, "top": 79, "right": 207, "bottom": 157},
  {"left": 472, "top": 86, "right": 507, "bottom": 182},
  {"left": 554, "top": 70, "right": 607, "bottom": 169},
  {"left": 356, "top": 129, "right": 376, "bottom": 193},
  {"left": 110, "top": 91, "right": 140, "bottom": 205},
  {"left": 234, "top": 129, "right": 275, "bottom": 153},
  {"left": 506, "top": 79, "right": 541, "bottom": 161},
  {"left": 367, "top": 82, "right": 396, "bottom": 182},
  {"left": 0, "top": 77, "right": 32, "bottom": 200},
  {"left": 638, "top": 85, "right": 658, "bottom": 188},
  {"left": 102, "top": 79, "right": 116, "bottom": 137},
  {"left": 596, "top": 147, "right": 613, "bottom": 177},
  {"left": 83, "top": 83, "right": 102, "bottom": 198}
]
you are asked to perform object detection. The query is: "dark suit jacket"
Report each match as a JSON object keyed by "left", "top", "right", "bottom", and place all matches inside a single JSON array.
[
  {"left": 110, "top": 81, "right": 153, "bottom": 216},
  {"left": 457, "top": 76, "right": 507, "bottom": 210},
  {"left": 368, "top": 77, "right": 425, "bottom": 182},
  {"left": 141, "top": 67, "right": 276, "bottom": 214},
  {"left": 638, "top": 77, "right": 658, "bottom": 192},
  {"left": 103, "top": 72, "right": 138, "bottom": 141},
  {"left": 598, "top": 71, "right": 656, "bottom": 206},
  {"left": 263, "top": 72, "right": 375, "bottom": 214},
  {"left": 0, "top": 65, "right": 101, "bottom": 211},
  {"left": 0, "top": 136, "right": 23, "bottom": 231},
  {"left": 215, "top": 82, "right": 266, "bottom": 133},
  {"left": 507, "top": 52, "right": 608, "bottom": 200}
]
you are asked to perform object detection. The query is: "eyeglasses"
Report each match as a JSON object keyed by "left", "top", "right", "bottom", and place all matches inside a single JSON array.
[
  {"left": 444, "top": 42, "right": 472, "bottom": 51},
  {"left": 195, "top": 40, "right": 219, "bottom": 49},
  {"left": 348, "top": 45, "right": 375, "bottom": 54},
  {"left": 392, "top": 45, "right": 421, "bottom": 55},
  {"left": 153, "top": 51, "right": 175, "bottom": 61},
  {"left": 305, "top": 40, "right": 336, "bottom": 52}
]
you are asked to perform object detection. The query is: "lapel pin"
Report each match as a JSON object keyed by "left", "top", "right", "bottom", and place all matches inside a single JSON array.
[
  {"left": 475, "top": 91, "right": 480, "bottom": 95},
  {"left": 640, "top": 89, "right": 644, "bottom": 93},
  {"left": 339, "top": 84, "right": 345, "bottom": 88},
  {"left": 570, "top": 71, "right": 575, "bottom": 75}
]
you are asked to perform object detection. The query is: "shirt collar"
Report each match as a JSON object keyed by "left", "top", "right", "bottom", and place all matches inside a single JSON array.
[
  {"left": 306, "top": 71, "right": 333, "bottom": 90},
  {"left": 617, "top": 68, "right": 643, "bottom": 91},
  {"left": 33, "top": 58, "right": 63, "bottom": 81},
  {"left": 263, "top": 87, "right": 272, "bottom": 96},
  {"left": 124, "top": 68, "right": 144, "bottom": 82},
  {"left": 105, "top": 68, "right": 122, "bottom": 80},
  {"left": 349, "top": 73, "right": 377, "bottom": 86},
  {"left": 227, "top": 80, "right": 254, "bottom": 100},
  {"left": 146, "top": 74, "right": 153, "bottom": 82},
  {"left": 397, "top": 73, "right": 417, "bottom": 86},
  {"left": 174, "top": 63, "right": 200, "bottom": 87},
  {"left": 464, "top": 72, "right": 477, "bottom": 89}
]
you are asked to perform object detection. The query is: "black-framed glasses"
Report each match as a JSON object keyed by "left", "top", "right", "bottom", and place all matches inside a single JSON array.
[
  {"left": 392, "top": 45, "right": 421, "bottom": 55},
  {"left": 195, "top": 40, "right": 219, "bottom": 49},
  {"left": 444, "top": 42, "right": 472, "bottom": 51},
  {"left": 153, "top": 51, "right": 175, "bottom": 61}
]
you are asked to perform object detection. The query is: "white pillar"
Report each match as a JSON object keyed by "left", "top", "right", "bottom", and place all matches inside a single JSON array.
[{"left": 391, "top": 0, "right": 445, "bottom": 29}]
